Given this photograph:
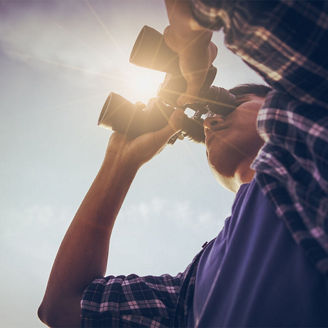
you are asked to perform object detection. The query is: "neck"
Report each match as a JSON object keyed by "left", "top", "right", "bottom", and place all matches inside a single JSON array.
[{"left": 215, "top": 157, "right": 255, "bottom": 193}]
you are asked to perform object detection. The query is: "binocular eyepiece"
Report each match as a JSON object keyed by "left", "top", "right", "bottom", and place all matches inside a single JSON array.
[{"left": 98, "top": 26, "right": 237, "bottom": 143}]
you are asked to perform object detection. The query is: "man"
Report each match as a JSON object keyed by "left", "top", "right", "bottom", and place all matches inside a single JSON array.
[
  {"left": 38, "top": 84, "right": 328, "bottom": 327},
  {"left": 39, "top": 1, "right": 328, "bottom": 327}
]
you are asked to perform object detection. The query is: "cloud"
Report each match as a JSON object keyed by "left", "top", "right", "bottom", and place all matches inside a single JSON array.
[
  {"left": 119, "top": 197, "right": 219, "bottom": 232},
  {"left": 0, "top": 198, "right": 224, "bottom": 279},
  {"left": 1, "top": 204, "right": 74, "bottom": 269},
  {"left": 0, "top": 1, "right": 168, "bottom": 102},
  {"left": 0, "top": 202, "right": 74, "bottom": 327},
  {"left": 106, "top": 196, "right": 225, "bottom": 276}
]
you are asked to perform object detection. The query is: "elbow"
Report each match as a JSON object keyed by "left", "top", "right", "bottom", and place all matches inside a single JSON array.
[
  {"left": 38, "top": 297, "right": 81, "bottom": 328},
  {"left": 38, "top": 302, "right": 53, "bottom": 327},
  {"left": 38, "top": 303, "right": 49, "bottom": 326},
  {"left": 37, "top": 302, "right": 60, "bottom": 328}
]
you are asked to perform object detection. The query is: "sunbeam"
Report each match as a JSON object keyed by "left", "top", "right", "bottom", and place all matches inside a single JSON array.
[
  {"left": 52, "top": 22, "right": 115, "bottom": 71},
  {"left": 84, "top": 0, "right": 125, "bottom": 57},
  {"left": 47, "top": 91, "right": 109, "bottom": 113},
  {"left": 4, "top": 46, "right": 127, "bottom": 83},
  {"left": 123, "top": 65, "right": 164, "bottom": 103}
]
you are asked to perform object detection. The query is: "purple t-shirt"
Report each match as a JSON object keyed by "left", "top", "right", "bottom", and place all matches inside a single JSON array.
[{"left": 190, "top": 180, "right": 328, "bottom": 327}]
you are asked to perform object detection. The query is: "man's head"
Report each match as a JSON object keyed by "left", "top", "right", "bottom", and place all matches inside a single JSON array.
[{"left": 204, "top": 84, "right": 271, "bottom": 192}]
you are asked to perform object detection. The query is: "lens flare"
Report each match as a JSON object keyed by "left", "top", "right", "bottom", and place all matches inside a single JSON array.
[{"left": 124, "top": 65, "right": 165, "bottom": 104}]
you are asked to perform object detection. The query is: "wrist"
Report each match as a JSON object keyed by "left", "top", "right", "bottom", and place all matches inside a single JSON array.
[{"left": 164, "top": 25, "right": 212, "bottom": 56}]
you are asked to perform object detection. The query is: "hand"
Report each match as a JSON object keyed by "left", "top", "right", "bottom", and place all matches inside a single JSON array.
[
  {"left": 103, "top": 109, "right": 187, "bottom": 170},
  {"left": 177, "top": 39, "right": 217, "bottom": 106},
  {"left": 163, "top": 1, "right": 217, "bottom": 106}
]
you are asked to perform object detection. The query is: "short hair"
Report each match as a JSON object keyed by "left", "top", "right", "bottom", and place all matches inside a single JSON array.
[{"left": 229, "top": 84, "right": 271, "bottom": 98}]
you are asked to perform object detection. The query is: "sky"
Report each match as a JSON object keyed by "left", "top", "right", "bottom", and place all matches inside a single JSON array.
[{"left": 0, "top": 1, "right": 265, "bottom": 327}]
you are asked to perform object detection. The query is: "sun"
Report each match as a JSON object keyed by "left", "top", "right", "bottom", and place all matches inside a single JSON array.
[{"left": 124, "top": 64, "right": 165, "bottom": 105}]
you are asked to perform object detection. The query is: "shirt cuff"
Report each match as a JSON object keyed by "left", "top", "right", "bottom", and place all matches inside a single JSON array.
[{"left": 190, "top": 0, "right": 231, "bottom": 31}]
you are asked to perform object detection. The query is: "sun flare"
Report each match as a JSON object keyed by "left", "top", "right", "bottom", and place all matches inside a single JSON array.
[{"left": 124, "top": 64, "right": 165, "bottom": 104}]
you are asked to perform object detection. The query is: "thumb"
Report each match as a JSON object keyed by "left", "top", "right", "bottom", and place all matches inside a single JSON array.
[
  {"left": 177, "top": 89, "right": 201, "bottom": 107},
  {"left": 151, "top": 109, "right": 187, "bottom": 147},
  {"left": 150, "top": 121, "right": 179, "bottom": 151},
  {"left": 177, "top": 69, "right": 209, "bottom": 106}
]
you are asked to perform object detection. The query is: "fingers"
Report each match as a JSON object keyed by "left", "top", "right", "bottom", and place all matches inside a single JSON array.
[
  {"left": 177, "top": 43, "right": 218, "bottom": 106},
  {"left": 103, "top": 109, "right": 191, "bottom": 169},
  {"left": 164, "top": 23, "right": 216, "bottom": 107},
  {"left": 178, "top": 86, "right": 204, "bottom": 107},
  {"left": 151, "top": 125, "right": 176, "bottom": 150},
  {"left": 152, "top": 109, "right": 186, "bottom": 146},
  {"left": 163, "top": 25, "right": 178, "bottom": 51},
  {"left": 140, "top": 110, "right": 187, "bottom": 161},
  {"left": 209, "top": 42, "right": 218, "bottom": 63},
  {"left": 177, "top": 59, "right": 209, "bottom": 106}
]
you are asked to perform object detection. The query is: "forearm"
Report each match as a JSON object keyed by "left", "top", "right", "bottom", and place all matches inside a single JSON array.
[{"left": 39, "top": 152, "right": 138, "bottom": 323}]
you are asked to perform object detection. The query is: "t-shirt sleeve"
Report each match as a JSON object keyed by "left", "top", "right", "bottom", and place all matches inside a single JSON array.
[{"left": 80, "top": 272, "right": 183, "bottom": 327}]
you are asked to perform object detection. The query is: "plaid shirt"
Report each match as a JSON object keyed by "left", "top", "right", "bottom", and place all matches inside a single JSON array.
[
  {"left": 81, "top": 242, "right": 209, "bottom": 327},
  {"left": 81, "top": 1, "right": 328, "bottom": 326}
]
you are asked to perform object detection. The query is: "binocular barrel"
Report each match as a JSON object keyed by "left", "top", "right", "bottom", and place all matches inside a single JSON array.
[
  {"left": 130, "top": 25, "right": 180, "bottom": 74},
  {"left": 130, "top": 26, "right": 217, "bottom": 106},
  {"left": 98, "top": 93, "right": 175, "bottom": 139}
]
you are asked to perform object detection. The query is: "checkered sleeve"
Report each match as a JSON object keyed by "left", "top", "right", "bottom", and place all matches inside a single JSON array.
[
  {"left": 191, "top": 0, "right": 328, "bottom": 274},
  {"left": 80, "top": 272, "right": 183, "bottom": 327},
  {"left": 253, "top": 91, "right": 328, "bottom": 274},
  {"left": 191, "top": 0, "right": 328, "bottom": 109}
]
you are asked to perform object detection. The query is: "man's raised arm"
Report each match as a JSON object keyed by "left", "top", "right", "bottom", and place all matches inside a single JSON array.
[{"left": 38, "top": 111, "right": 184, "bottom": 327}]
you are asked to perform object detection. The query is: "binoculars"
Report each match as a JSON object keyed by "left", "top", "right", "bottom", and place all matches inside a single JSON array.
[{"left": 98, "top": 26, "right": 237, "bottom": 143}]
